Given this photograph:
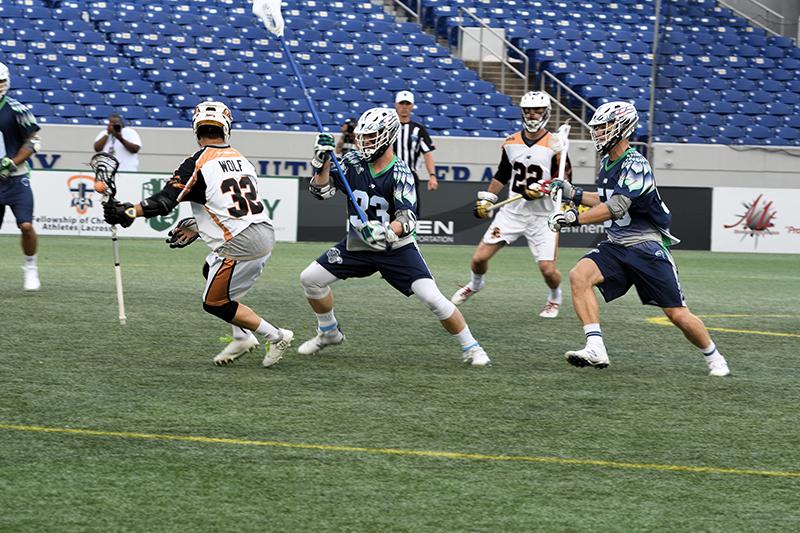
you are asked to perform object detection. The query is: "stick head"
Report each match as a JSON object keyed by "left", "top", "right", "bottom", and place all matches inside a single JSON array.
[
  {"left": 89, "top": 152, "right": 120, "bottom": 198},
  {"left": 252, "top": 0, "right": 285, "bottom": 38}
]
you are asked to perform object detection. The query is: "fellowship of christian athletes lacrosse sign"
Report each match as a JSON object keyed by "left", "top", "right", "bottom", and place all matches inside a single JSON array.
[
  {"left": 712, "top": 187, "right": 800, "bottom": 254},
  {"left": 0, "top": 170, "right": 299, "bottom": 242}
]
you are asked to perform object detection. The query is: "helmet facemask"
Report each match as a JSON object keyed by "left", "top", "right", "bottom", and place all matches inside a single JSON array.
[
  {"left": 521, "top": 106, "right": 550, "bottom": 133},
  {"left": 588, "top": 102, "right": 639, "bottom": 154},
  {"left": 354, "top": 107, "right": 400, "bottom": 162}
]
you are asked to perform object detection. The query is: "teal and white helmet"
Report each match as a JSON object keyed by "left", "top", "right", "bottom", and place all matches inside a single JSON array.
[
  {"left": 588, "top": 101, "right": 638, "bottom": 154},
  {"left": 354, "top": 107, "right": 400, "bottom": 162},
  {"left": 519, "top": 90, "right": 551, "bottom": 133},
  {"left": 0, "top": 62, "right": 9, "bottom": 99}
]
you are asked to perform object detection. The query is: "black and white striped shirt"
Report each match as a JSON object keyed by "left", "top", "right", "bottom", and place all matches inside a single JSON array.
[{"left": 393, "top": 120, "right": 435, "bottom": 176}]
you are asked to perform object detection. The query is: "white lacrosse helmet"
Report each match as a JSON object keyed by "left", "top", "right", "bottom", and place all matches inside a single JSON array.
[
  {"left": 192, "top": 100, "right": 233, "bottom": 141},
  {"left": 588, "top": 101, "right": 639, "bottom": 154},
  {"left": 519, "top": 91, "right": 551, "bottom": 133},
  {"left": 354, "top": 107, "right": 401, "bottom": 162},
  {"left": 0, "top": 62, "right": 10, "bottom": 99}
]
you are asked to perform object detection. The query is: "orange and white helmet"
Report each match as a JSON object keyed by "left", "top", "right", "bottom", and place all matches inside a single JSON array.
[
  {"left": 0, "top": 62, "right": 10, "bottom": 99},
  {"left": 192, "top": 100, "right": 233, "bottom": 141}
]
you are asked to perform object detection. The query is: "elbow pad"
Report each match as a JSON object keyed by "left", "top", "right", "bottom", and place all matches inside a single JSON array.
[
  {"left": 309, "top": 181, "right": 336, "bottom": 200},
  {"left": 24, "top": 134, "right": 42, "bottom": 153},
  {"left": 605, "top": 194, "right": 632, "bottom": 220},
  {"left": 394, "top": 209, "right": 417, "bottom": 237},
  {"left": 140, "top": 193, "right": 178, "bottom": 218}
]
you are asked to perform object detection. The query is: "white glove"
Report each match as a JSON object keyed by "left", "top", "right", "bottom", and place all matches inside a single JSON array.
[
  {"left": 252, "top": 0, "right": 285, "bottom": 37},
  {"left": 353, "top": 219, "right": 390, "bottom": 251},
  {"left": 311, "top": 133, "right": 335, "bottom": 170},
  {"left": 473, "top": 191, "right": 498, "bottom": 219},
  {"left": 548, "top": 208, "right": 579, "bottom": 232}
]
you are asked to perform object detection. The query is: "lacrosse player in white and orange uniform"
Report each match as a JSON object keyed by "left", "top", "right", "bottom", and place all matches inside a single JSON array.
[
  {"left": 452, "top": 91, "right": 571, "bottom": 319},
  {"left": 102, "top": 101, "right": 293, "bottom": 368}
]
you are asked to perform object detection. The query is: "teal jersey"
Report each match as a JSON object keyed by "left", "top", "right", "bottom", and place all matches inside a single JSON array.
[{"left": 0, "top": 96, "right": 40, "bottom": 175}]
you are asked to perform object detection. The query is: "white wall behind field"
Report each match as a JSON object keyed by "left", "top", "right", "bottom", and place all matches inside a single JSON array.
[{"left": 35, "top": 124, "right": 800, "bottom": 188}]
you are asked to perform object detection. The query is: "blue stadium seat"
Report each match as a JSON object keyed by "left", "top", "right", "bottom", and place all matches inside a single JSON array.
[
  {"left": 43, "top": 90, "right": 74, "bottom": 104},
  {"left": 425, "top": 115, "right": 453, "bottom": 130},
  {"left": 775, "top": 127, "right": 799, "bottom": 143},
  {"left": 765, "top": 102, "right": 792, "bottom": 116},
  {"left": 438, "top": 103, "right": 466, "bottom": 117},
  {"left": 105, "top": 93, "right": 137, "bottom": 107},
  {"left": 454, "top": 117, "right": 483, "bottom": 131}
]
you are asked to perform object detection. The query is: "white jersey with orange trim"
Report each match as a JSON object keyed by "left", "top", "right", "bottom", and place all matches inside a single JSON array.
[
  {"left": 492, "top": 131, "right": 571, "bottom": 217},
  {"left": 172, "top": 144, "right": 270, "bottom": 251}
]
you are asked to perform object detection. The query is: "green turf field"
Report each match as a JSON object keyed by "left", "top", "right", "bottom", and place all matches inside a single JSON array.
[{"left": 1, "top": 235, "right": 798, "bottom": 531}]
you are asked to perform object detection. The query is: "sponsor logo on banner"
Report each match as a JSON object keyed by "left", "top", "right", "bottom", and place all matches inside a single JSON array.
[
  {"left": 142, "top": 178, "right": 179, "bottom": 232},
  {"left": 67, "top": 175, "right": 96, "bottom": 215},
  {"left": 723, "top": 193, "right": 778, "bottom": 246},
  {"left": 712, "top": 187, "right": 799, "bottom": 254},
  {"left": 416, "top": 219, "right": 455, "bottom": 244}
]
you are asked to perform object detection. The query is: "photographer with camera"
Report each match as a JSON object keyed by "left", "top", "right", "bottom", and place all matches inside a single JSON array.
[
  {"left": 335, "top": 117, "right": 357, "bottom": 156},
  {"left": 93, "top": 113, "right": 142, "bottom": 171}
]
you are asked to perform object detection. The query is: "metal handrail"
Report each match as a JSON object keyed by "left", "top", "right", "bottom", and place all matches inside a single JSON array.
[
  {"left": 388, "top": 0, "right": 421, "bottom": 22},
  {"left": 456, "top": 7, "right": 529, "bottom": 93},
  {"left": 539, "top": 70, "right": 594, "bottom": 139},
  {"left": 718, "top": 0, "right": 784, "bottom": 37}
]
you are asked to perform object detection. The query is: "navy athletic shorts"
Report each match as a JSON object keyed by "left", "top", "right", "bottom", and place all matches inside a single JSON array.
[
  {"left": 0, "top": 174, "right": 34, "bottom": 226},
  {"left": 316, "top": 239, "right": 433, "bottom": 296},
  {"left": 584, "top": 240, "right": 686, "bottom": 308}
]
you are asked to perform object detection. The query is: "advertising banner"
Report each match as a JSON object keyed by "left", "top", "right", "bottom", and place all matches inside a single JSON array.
[
  {"left": 712, "top": 187, "right": 800, "bottom": 254},
  {"left": 0, "top": 171, "right": 299, "bottom": 242},
  {"left": 297, "top": 181, "right": 712, "bottom": 250}
]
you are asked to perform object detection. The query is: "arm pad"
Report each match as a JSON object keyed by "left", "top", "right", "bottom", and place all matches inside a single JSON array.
[
  {"left": 394, "top": 209, "right": 417, "bottom": 237},
  {"left": 309, "top": 180, "right": 336, "bottom": 200},
  {"left": 605, "top": 194, "right": 632, "bottom": 220},
  {"left": 140, "top": 191, "right": 178, "bottom": 218}
]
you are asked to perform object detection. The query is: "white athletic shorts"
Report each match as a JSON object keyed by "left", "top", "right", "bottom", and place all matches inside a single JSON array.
[
  {"left": 202, "top": 251, "right": 270, "bottom": 306},
  {"left": 481, "top": 207, "right": 558, "bottom": 262}
]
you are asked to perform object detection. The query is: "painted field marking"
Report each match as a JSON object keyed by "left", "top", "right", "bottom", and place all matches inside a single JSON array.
[
  {"left": 647, "top": 314, "right": 800, "bottom": 338},
  {"left": 1, "top": 422, "right": 798, "bottom": 479}
]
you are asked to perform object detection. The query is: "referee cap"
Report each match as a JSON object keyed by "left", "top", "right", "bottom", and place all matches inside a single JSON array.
[{"left": 395, "top": 90, "right": 414, "bottom": 104}]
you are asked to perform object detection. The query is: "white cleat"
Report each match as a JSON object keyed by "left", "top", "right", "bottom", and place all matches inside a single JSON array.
[
  {"left": 565, "top": 346, "right": 610, "bottom": 369},
  {"left": 451, "top": 285, "right": 480, "bottom": 306},
  {"left": 213, "top": 335, "right": 259, "bottom": 366},
  {"left": 23, "top": 266, "right": 40, "bottom": 291},
  {"left": 297, "top": 327, "right": 345, "bottom": 356},
  {"left": 263, "top": 328, "right": 294, "bottom": 368},
  {"left": 706, "top": 355, "right": 730, "bottom": 377},
  {"left": 539, "top": 300, "right": 560, "bottom": 319},
  {"left": 462, "top": 344, "right": 491, "bottom": 367}
]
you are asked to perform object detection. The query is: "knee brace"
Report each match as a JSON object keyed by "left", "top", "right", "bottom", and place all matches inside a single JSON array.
[
  {"left": 300, "top": 262, "right": 333, "bottom": 300},
  {"left": 203, "top": 300, "right": 239, "bottom": 322},
  {"left": 412, "top": 278, "right": 456, "bottom": 320}
]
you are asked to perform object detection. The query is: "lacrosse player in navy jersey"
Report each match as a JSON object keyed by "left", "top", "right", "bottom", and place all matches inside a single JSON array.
[
  {"left": 298, "top": 107, "right": 490, "bottom": 367},
  {"left": 0, "top": 62, "right": 43, "bottom": 291},
  {"left": 547, "top": 101, "right": 730, "bottom": 377},
  {"left": 103, "top": 101, "right": 293, "bottom": 368}
]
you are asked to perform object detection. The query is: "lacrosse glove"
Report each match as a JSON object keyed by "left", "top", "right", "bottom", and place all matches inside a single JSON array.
[
  {"left": 547, "top": 180, "right": 583, "bottom": 205},
  {"left": 312, "top": 133, "right": 335, "bottom": 170},
  {"left": 473, "top": 191, "right": 498, "bottom": 219},
  {"left": 547, "top": 208, "right": 579, "bottom": 232},
  {"left": 0, "top": 157, "right": 17, "bottom": 182},
  {"left": 166, "top": 217, "right": 200, "bottom": 248},
  {"left": 103, "top": 200, "right": 136, "bottom": 228}
]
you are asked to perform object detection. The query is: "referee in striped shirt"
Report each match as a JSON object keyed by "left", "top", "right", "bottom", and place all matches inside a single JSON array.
[{"left": 393, "top": 90, "right": 438, "bottom": 216}]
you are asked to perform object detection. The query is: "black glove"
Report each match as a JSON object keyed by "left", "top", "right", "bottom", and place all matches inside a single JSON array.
[
  {"left": 166, "top": 217, "right": 200, "bottom": 248},
  {"left": 103, "top": 200, "right": 136, "bottom": 228}
]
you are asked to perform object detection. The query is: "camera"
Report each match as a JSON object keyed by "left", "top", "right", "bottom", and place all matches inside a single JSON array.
[{"left": 113, "top": 123, "right": 122, "bottom": 133}]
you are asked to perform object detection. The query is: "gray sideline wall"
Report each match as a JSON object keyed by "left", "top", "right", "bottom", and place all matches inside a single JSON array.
[{"left": 32, "top": 125, "right": 800, "bottom": 189}]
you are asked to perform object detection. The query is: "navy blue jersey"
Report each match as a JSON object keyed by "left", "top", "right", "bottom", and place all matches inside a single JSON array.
[
  {"left": 0, "top": 96, "right": 39, "bottom": 176},
  {"left": 329, "top": 151, "right": 417, "bottom": 251},
  {"left": 597, "top": 147, "right": 678, "bottom": 246}
]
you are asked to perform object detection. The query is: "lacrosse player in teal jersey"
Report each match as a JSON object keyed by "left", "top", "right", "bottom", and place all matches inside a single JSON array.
[
  {"left": 297, "top": 107, "right": 491, "bottom": 367},
  {"left": 547, "top": 101, "right": 730, "bottom": 377}
]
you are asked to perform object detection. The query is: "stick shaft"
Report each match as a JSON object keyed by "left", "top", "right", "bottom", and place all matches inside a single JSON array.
[
  {"left": 554, "top": 125, "right": 570, "bottom": 214},
  {"left": 111, "top": 225, "right": 127, "bottom": 325},
  {"left": 486, "top": 194, "right": 524, "bottom": 212},
  {"left": 279, "top": 39, "right": 368, "bottom": 223}
]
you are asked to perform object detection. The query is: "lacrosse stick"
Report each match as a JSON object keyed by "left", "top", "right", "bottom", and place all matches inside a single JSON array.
[
  {"left": 485, "top": 194, "right": 524, "bottom": 213},
  {"left": 252, "top": 0, "right": 367, "bottom": 223},
  {"left": 552, "top": 124, "right": 571, "bottom": 212},
  {"left": 90, "top": 152, "right": 127, "bottom": 326}
]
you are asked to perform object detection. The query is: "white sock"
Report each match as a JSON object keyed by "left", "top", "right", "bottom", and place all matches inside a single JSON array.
[
  {"left": 25, "top": 254, "right": 37, "bottom": 267},
  {"left": 256, "top": 319, "right": 281, "bottom": 342},
  {"left": 583, "top": 323, "right": 604, "bottom": 350},
  {"left": 702, "top": 342, "right": 721, "bottom": 359},
  {"left": 468, "top": 271, "right": 484, "bottom": 291},
  {"left": 548, "top": 286, "right": 562, "bottom": 304},
  {"left": 316, "top": 310, "right": 339, "bottom": 335},
  {"left": 454, "top": 325, "right": 479, "bottom": 351},
  {"left": 232, "top": 326, "right": 252, "bottom": 341}
]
